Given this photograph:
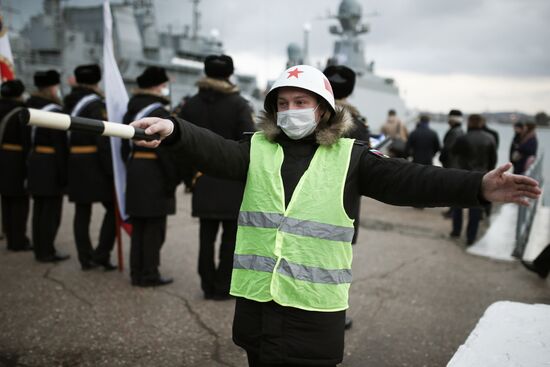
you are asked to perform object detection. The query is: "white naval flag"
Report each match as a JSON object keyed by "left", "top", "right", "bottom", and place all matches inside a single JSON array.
[{"left": 103, "top": 0, "right": 131, "bottom": 225}]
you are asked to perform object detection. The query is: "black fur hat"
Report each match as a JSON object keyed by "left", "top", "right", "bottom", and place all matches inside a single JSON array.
[
  {"left": 204, "top": 55, "right": 234, "bottom": 79},
  {"left": 34, "top": 70, "right": 61, "bottom": 88},
  {"left": 449, "top": 109, "right": 463, "bottom": 117},
  {"left": 74, "top": 64, "right": 102, "bottom": 84},
  {"left": 137, "top": 66, "right": 169, "bottom": 88},
  {"left": 1, "top": 79, "right": 25, "bottom": 98},
  {"left": 323, "top": 65, "right": 356, "bottom": 99}
]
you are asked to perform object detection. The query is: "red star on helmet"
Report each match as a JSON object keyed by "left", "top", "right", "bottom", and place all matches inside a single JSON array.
[{"left": 287, "top": 67, "right": 303, "bottom": 79}]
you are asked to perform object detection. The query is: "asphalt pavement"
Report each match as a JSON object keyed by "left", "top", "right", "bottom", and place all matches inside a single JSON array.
[{"left": 1, "top": 189, "right": 548, "bottom": 367}]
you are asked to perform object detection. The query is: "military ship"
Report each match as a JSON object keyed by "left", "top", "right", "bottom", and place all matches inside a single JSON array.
[
  {"left": 11, "top": 0, "right": 261, "bottom": 110},
  {"left": 287, "top": 0, "right": 408, "bottom": 130}
]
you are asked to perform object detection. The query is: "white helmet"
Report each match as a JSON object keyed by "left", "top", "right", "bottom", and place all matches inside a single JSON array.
[{"left": 265, "top": 64, "right": 336, "bottom": 113}]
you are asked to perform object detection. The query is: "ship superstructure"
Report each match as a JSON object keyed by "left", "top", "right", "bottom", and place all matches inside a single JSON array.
[{"left": 13, "top": 0, "right": 260, "bottom": 108}]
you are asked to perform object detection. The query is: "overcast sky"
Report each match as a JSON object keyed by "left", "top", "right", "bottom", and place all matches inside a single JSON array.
[{"left": 4, "top": 0, "right": 550, "bottom": 114}]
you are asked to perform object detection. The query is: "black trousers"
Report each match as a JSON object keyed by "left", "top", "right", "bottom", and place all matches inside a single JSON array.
[
  {"left": 1, "top": 194, "right": 30, "bottom": 250},
  {"left": 32, "top": 196, "right": 62, "bottom": 259},
  {"left": 73, "top": 201, "right": 116, "bottom": 265},
  {"left": 198, "top": 218, "right": 237, "bottom": 296},
  {"left": 451, "top": 207, "right": 482, "bottom": 243},
  {"left": 130, "top": 216, "right": 167, "bottom": 282}
]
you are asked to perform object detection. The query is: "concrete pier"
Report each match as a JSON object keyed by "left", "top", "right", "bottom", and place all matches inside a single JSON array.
[{"left": 1, "top": 189, "right": 548, "bottom": 366}]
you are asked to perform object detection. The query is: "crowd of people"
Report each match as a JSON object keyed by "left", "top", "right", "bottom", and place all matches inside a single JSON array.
[
  {"left": 0, "top": 57, "right": 543, "bottom": 366},
  {"left": 380, "top": 106, "right": 540, "bottom": 245}
]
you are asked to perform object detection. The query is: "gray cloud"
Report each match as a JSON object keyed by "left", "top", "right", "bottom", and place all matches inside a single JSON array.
[{"left": 8, "top": 0, "right": 550, "bottom": 78}]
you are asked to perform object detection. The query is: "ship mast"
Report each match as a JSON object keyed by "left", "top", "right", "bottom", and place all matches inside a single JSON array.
[{"left": 191, "top": 0, "right": 200, "bottom": 40}]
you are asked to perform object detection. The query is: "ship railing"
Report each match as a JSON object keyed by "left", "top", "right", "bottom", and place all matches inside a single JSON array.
[{"left": 512, "top": 153, "right": 545, "bottom": 258}]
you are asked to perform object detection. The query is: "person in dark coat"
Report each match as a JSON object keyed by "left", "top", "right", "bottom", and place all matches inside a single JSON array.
[
  {"left": 26, "top": 70, "right": 70, "bottom": 262},
  {"left": 450, "top": 114, "right": 497, "bottom": 245},
  {"left": 511, "top": 121, "right": 538, "bottom": 175},
  {"left": 121, "top": 66, "right": 176, "bottom": 287},
  {"left": 483, "top": 120, "right": 500, "bottom": 149},
  {"left": 406, "top": 115, "right": 440, "bottom": 165},
  {"left": 439, "top": 109, "right": 465, "bottom": 218},
  {"left": 0, "top": 80, "right": 32, "bottom": 252},
  {"left": 323, "top": 65, "right": 369, "bottom": 143},
  {"left": 439, "top": 109, "right": 464, "bottom": 169},
  {"left": 64, "top": 64, "right": 116, "bottom": 270},
  {"left": 323, "top": 64, "right": 369, "bottom": 330},
  {"left": 130, "top": 65, "right": 540, "bottom": 367},
  {"left": 509, "top": 121, "right": 525, "bottom": 174},
  {"left": 177, "top": 54, "right": 255, "bottom": 299}
]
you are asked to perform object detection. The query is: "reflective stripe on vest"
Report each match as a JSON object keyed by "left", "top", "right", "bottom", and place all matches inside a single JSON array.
[
  {"left": 230, "top": 132, "right": 355, "bottom": 312},
  {"left": 233, "top": 254, "right": 352, "bottom": 285},
  {"left": 238, "top": 211, "right": 355, "bottom": 242}
]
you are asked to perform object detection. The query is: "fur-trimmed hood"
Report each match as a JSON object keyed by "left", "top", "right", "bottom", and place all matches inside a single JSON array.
[
  {"left": 31, "top": 90, "right": 62, "bottom": 106},
  {"left": 196, "top": 77, "right": 239, "bottom": 94},
  {"left": 335, "top": 99, "right": 361, "bottom": 120},
  {"left": 130, "top": 88, "right": 171, "bottom": 104},
  {"left": 256, "top": 106, "right": 354, "bottom": 146}
]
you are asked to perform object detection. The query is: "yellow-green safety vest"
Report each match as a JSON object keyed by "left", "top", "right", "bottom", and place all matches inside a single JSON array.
[{"left": 230, "top": 132, "right": 355, "bottom": 312}]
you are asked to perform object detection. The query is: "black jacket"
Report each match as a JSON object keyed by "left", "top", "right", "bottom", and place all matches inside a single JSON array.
[
  {"left": 122, "top": 93, "right": 176, "bottom": 217},
  {"left": 64, "top": 86, "right": 113, "bottom": 203},
  {"left": 453, "top": 128, "right": 497, "bottom": 172},
  {"left": 26, "top": 95, "right": 68, "bottom": 196},
  {"left": 0, "top": 98, "right": 28, "bottom": 196},
  {"left": 177, "top": 77, "right": 255, "bottom": 219},
  {"left": 439, "top": 123, "right": 464, "bottom": 169},
  {"left": 167, "top": 108, "right": 485, "bottom": 365},
  {"left": 406, "top": 122, "right": 441, "bottom": 165}
]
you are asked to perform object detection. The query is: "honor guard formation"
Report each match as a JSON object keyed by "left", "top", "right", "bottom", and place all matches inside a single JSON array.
[{"left": 0, "top": 59, "right": 544, "bottom": 366}]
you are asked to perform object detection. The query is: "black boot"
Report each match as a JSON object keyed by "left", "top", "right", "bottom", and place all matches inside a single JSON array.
[{"left": 522, "top": 244, "right": 550, "bottom": 279}]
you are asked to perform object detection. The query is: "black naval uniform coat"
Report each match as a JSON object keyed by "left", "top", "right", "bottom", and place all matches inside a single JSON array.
[
  {"left": 0, "top": 98, "right": 31, "bottom": 250},
  {"left": 166, "top": 114, "right": 486, "bottom": 366},
  {"left": 177, "top": 78, "right": 255, "bottom": 297},
  {"left": 64, "top": 86, "right": 113, "bottom": 203},
  {"left": 122, "top": 93, "right": 177, "bottom": 284},
  {"left": 64, "top": 86, "right": 115, "bottom": 266},
  {"left": 26, "top": 95, "right": 68, "bottom": 260}
]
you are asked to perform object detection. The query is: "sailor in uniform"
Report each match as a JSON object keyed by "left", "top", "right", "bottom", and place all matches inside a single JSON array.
[
  {"left": 122, "top": 66, "right": 178, "bottom": 286},
  {"left": 64, "top": 64, "right": 116, "bottom": 270},
  {"left": 26, "top": 70, "right": 70, "bottom": 262},
  {"left": 0, "top": 80, "right": 32, "bottom": 252}
]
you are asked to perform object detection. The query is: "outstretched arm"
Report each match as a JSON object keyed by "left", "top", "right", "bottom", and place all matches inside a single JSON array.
[
  {"left": 481, "top": 162, "right": 541, "bottom": 206},
  {"left": 130, "top": 117, "right": 250, "bottom": 181}
]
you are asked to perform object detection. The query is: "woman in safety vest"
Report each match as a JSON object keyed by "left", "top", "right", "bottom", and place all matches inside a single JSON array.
[{"left": 130, "top": 65, "right": 540, "bottom": 367}]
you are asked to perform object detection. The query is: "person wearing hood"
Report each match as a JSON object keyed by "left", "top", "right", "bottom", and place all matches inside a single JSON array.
[
  {"left": 130, "top": 65, "right": 541, "bottom": 367},
  {"left": 0, "top": 79, "right": 32, "bottom": 252},
  {"left": 177, "top": 54, "right": 255, "bottom": 299},
  {"left": 26, "top": 70, "right": 70, "bottom": 262},
  {"left": 121, "top": 66, "right": 177, "bottom": 287},
  {"left": 64, "top": 64, "right": 116, "bottom": 271}
]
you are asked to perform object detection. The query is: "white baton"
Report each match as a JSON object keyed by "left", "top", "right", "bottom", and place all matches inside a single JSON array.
[{"left": 20, "top": 108, "right": 161, "bottom": 141}]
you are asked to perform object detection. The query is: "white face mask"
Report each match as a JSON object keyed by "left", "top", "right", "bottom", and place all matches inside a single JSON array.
[
  {"left": 276, "top": 105, "right": 319, "bottom": 140},
  {"left": 160, "top": 86, "right": 170, "bottom": 97}
]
